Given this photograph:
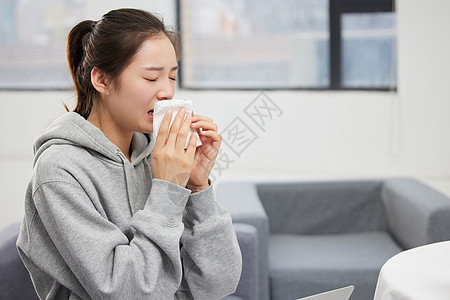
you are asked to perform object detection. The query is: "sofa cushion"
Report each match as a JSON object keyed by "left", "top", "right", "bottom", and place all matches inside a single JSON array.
[{"left": 268, "top": 231, "right": 402, "bottom": 300}]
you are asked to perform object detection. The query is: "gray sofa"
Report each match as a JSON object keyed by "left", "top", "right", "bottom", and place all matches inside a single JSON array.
[
  {"left": 0, "top": 222, "right": 258, "bottom": 300},
  {"left": 216, "top": 178, "right": 450, "bottom": 300}
]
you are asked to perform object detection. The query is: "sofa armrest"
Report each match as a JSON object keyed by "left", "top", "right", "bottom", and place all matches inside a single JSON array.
[
  {"left": 0, "top": 222, "right": 38, "bottom": 300},
  {"left": 216, "top": 181, "right": 270, "bottom": 300},
  {"left": 382, "top": 178, "right": 450, "bottom": 249},
  {"left": 227, "top": 223, "right": 259, "bottom": 300}
]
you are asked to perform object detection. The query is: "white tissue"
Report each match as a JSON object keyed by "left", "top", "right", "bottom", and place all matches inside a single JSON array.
[{"left": 152, "top": 99, "right": 202, "bottom": 149}]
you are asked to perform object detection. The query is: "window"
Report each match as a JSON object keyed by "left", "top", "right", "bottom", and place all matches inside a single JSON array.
[
  {"left": 178, "top": 0, "right": 396, "bottom": 90},
  {"left": 0, "top": 0, "right": 396, "bottom": 90},
  {"left": 0, "top": 0, "right": 85, "bottom": 90},
  {"left": 178, "top": 0, "right": 329, "bottom": 89},
  {"left": 0, "top": 0, "right": 163, "bottom": 90},
  {"left": 341, "top": 12, "right": 396, "bottom": 88}
]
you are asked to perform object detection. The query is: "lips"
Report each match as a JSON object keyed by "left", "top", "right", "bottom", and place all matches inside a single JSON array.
[{"left": 147, "top": 109, "right": 154, "bottom": 121}]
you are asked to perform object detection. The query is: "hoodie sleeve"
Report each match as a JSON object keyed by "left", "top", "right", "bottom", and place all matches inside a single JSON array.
[
  {"left": 177, "top": 183, "right": 242, "bottom": 300},
  {"left": 31, "top": 177, "right": 190, "bottom": 300}
]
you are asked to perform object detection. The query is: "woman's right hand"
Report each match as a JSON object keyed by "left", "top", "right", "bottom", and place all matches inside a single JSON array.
[{"left": 151, "top": 107, "right": 198, "bottom": 188}]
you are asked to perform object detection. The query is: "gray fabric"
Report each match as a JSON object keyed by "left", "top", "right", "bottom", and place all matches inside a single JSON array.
[
  {"left": 231, "top": 224, "right": 259, "bottom": 300},
  {"left": 382, "top": 178, "right": 450, "bottom": 249},
  {"left": 257, "top": 180, "right": 388, "bottom": 234},
  {"left": 0, "top": 223, "right": 39, "bottom": 300},
  {"left": 269, "top": 232, "right": 402, "bottom": 300},
  {"left": 217, "top": 182, "right": 270, "bottom": 300},
  {"left": 17, "top": 112, "right": 242, "bottom": 300}
]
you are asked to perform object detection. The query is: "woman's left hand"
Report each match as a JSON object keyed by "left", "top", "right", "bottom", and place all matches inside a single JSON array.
[{"left": 186, "top": 113, "right": 222, "bottom": 193}]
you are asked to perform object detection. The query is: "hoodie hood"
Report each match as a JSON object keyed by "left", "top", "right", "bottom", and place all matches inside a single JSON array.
[{"left": 33, "top": 112, "right": 154, "bottom": 167}]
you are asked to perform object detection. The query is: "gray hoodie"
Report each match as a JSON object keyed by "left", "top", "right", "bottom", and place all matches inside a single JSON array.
[{"left": 16, "top": 112, "right": 242, "bottom": 300}]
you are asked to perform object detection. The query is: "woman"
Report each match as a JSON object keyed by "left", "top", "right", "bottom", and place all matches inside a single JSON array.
[{"left": 17, "top": 8, "right": 242, "bottom": 300}]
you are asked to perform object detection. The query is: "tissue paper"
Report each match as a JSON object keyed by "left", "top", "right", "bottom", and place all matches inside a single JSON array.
[{"left": 152, "top": 99, "right": 202, "bottom": 149}]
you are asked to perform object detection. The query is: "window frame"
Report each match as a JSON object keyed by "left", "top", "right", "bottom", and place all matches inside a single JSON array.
[{"left": 176, "top": 0, "right": 396, "bottom": 91}]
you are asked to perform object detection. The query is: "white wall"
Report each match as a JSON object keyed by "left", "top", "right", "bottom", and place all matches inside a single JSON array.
[
  {"left": 395, "top": 0, "right": 450, "bottom": 177},
  {"left": 1, "top": 0, "right": 450, "bottom": 229}
]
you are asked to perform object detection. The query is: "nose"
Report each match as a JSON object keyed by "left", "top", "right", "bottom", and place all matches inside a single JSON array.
[{"left": 155, "top": 78, "right": 175, "bottom": 101}]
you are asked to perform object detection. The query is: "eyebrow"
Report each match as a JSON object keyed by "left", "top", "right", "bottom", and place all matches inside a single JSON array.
[{"left": 143, "top": 66, "right": 178, "bottom": 71}]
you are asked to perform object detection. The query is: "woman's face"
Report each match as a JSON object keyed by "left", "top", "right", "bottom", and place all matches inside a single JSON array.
[{"left": 105, "top": 34, "right": 178, "bottom": 134}]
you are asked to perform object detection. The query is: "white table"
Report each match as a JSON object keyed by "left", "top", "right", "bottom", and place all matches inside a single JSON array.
[{"left": 373, "top": 241, "right": 450, "bottom": 300}]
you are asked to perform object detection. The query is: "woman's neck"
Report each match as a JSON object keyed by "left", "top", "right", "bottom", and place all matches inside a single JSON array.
[{"left": 87, "top": 108, "right": 133, "bottom": 162}]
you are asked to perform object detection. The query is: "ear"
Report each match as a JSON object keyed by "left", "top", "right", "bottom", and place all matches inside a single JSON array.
[{"left": 91, "top": 67, "right": 110, "bottom": 95}]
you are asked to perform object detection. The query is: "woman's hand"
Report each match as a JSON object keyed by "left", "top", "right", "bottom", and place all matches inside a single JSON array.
[
  {"left": 186, "top": 113, "right": 222, "bottom": 193},
  {"left": 151, "top": 108, "right": 198, "bottom": 188}
]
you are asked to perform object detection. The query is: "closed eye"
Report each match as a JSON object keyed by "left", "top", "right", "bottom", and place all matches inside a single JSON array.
[{"left": 144, "top": 78, "right": 176, "bottom": 82}]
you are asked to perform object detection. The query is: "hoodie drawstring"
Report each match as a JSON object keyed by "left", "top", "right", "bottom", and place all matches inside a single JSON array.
[{"left": 117, "top": 149, "right": 136, "bottom": 216}]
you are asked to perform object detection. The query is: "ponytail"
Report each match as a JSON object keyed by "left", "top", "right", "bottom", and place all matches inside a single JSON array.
[{"left": 66, "top": 20, "right": 97, "bottom": 119}]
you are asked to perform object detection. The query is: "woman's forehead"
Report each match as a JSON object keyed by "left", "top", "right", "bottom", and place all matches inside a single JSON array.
[{"left": 132, "top": 36, "right": 177, "bottom": 68}]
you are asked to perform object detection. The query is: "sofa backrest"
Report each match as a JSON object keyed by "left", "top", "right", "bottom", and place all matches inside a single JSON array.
[{"left": 257, "top": 180, "right": 388, "bottom": 235}]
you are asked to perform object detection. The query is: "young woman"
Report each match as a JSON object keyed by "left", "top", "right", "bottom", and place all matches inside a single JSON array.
[{"left": 17, "top": 8, "right": 242, "bottom": 300}]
